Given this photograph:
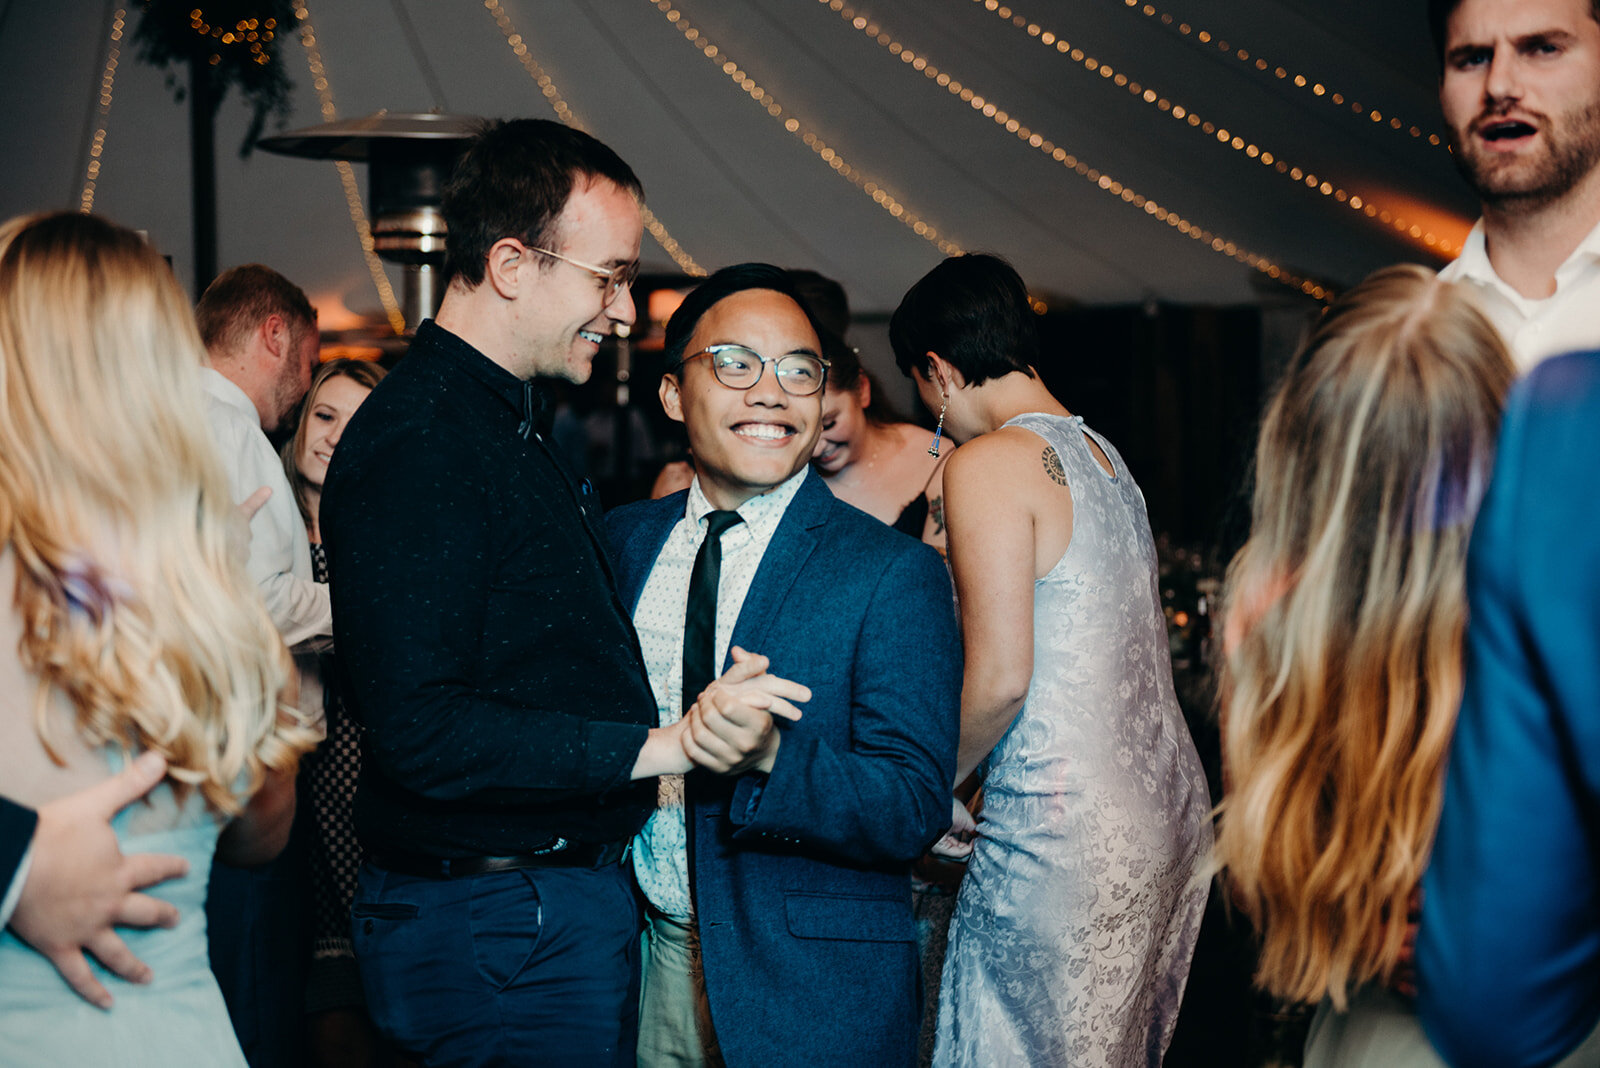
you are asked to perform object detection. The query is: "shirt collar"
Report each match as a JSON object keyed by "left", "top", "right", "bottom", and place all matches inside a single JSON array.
[
  {"left": 200, "top": 366, "right": 261, "bottom": 429},
  {"left": 1447, "top": 216, "right": 1600, "bottom": 298},
  {"left": 413, "top": 320, "right": 555, "bottom": 440},
  {"left": 683, "top": 465, "right": 810, "bottom": 544},
  {"left": 1448, "top": 220, "right": 1494, "bottom": 285}
]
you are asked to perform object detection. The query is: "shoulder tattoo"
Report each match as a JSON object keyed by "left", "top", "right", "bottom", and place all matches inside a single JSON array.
[{"left": 1043, "top": 446, "right": 1067, "bottom": 486}]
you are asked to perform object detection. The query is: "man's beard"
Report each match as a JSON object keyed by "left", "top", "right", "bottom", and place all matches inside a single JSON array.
[
  {"left": 271, "top": 369, "right": 307, "bottom": 433},
  {"left": 1452, "top": 98, "right": 1600, "bottom": 214}
]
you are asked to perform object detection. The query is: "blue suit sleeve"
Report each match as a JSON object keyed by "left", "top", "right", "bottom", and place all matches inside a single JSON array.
[
  {"left": 727, "top": 541, "right": 962, "bottom": 864},
  {"left": 0, "top": 797, "right": 38, "bottom": 928},
  {"left": 1419, "top": 352, "right": 1600, "bottom": 1067}
]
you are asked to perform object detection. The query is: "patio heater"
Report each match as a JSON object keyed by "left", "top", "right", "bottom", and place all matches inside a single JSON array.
[{"left": 259, "top": 111, "right": 479, "bottom": 332}]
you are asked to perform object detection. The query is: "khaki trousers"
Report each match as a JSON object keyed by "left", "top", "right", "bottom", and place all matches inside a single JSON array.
[{"left": 637, "top": 907, "right": 724, "bottom": 1067}]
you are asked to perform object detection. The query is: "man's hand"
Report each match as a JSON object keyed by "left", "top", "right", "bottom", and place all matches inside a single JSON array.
[
  {"left": 8, "top": 752, "right": 189, "bottom": 1009},
  {"left": 229, "top": 486, "right": 272, "bottom": 570},
  {"left": 681, "top": 647, "right": 809, "bottom": 775}
]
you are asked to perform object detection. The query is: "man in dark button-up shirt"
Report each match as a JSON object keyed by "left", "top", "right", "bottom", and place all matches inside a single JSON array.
[{"left": 321, "top": 119, "right": 803, "bottom": 1067}]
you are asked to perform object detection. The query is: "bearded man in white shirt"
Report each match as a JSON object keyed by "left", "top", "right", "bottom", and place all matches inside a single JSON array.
[
  {"left": 1432, "top": 0, "right": 1600, "bottom": 371},
  {"left": 193, "top": 263, "right": 323, "bottom": 1067},
  {"left": 196, "top": 264, "right": 327, "bottom": 645}
]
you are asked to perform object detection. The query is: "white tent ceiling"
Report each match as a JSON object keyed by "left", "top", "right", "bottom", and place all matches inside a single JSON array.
[{"left": 0, "top": 0, "right": 1476, "bottom": 323}]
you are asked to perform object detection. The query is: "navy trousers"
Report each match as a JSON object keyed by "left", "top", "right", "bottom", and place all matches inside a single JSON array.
[{"left": 352, "top": 859, "right": 640, "bottom": 1067}]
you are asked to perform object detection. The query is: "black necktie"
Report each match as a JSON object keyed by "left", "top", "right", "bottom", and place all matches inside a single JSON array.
[{"left": 682, "top": 510, "right": 744, "bottom": 715}]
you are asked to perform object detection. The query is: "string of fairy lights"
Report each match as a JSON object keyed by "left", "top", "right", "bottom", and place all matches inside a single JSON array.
[
  {"left": 835, "top": 0, "right": 1456, "bottom": 258},
  {"left": 1101, "top": 0, "right": 1446, "bottom": 151},
  {"left": 947, "top": 0, "right": 1465, "bottom": 255},
  {"left": 772, "top": 0, "right": 1329, "bottom": 298},
  {"left": 79, "top": 8, "right": 125, "bottom": 215},
  {"left": 290, "top": 0, "right": 407, "bottom": 335},
  {"left": 482, "top": 0, "right": 706, "bottom": 276},
  {"left": 637, "top": 0, "right": 971, "bottom": 262}
]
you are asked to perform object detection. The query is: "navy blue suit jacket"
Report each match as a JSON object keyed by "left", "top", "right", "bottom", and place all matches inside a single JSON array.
[
  {"left": 1420, "top": 349, "right": 1600, "bottom": 1067},
  {"left": 606, "top": 470, "right": 961, "bottom": 1068}
]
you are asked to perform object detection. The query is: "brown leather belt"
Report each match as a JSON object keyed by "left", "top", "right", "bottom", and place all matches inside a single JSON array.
[{"left": 375, "top": 839, "right": 629, "bottom": 879}]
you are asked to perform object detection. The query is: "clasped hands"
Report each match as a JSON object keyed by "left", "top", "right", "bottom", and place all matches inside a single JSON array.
[{"left": 677, "top": 646, "right": 809, "bottom": 776}]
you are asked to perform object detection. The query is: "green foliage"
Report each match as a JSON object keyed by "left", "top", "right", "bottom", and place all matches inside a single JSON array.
[{"left": 133, "top": 0, "right": 297, "bottom": 156}]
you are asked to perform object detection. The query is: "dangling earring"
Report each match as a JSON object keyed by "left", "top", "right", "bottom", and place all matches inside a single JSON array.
[{"left": 928, "top": 393, "right": 949, "bottom": 457}]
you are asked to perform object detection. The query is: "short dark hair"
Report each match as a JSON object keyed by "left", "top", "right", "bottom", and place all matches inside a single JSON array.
[
  {"left": 889, "top": 253, "right": 1037, "bottom": 385},
  {"left": 662, "top": 262, "right": 827, "bottom": 368},
  {"left": 195, "top": 264, "right": 316, "bottom": 357},
  {"left": 442, "top": 119, "right": 644, "bottom": 288},
  {"left": 1427, "top": 0, "right": 1600, "bottom": 63},
  {"left": 785, "top": 268, "right": 851, "bottom": 339}
]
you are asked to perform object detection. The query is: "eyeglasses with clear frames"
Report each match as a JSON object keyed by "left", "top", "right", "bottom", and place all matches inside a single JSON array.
[
  {"left": 675, "top": 344, "right": 830, "bottom": 397},
  {"left": 528, "top": 245, "right": 640, "bottom": 306}
]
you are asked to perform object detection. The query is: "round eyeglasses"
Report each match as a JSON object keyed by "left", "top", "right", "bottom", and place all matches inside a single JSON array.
[
  {"left": 528, "top": 245, "right": 640, "bottom": 306},
  {"left": 676, "top": 344, "right": 830, "bottom": 397}
]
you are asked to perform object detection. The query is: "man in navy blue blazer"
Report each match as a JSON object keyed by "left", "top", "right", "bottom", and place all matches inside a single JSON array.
[
  {"left": 606, "top": 264, "right": 962, "bottom": 1067},
  {"left": 1419, "top": 347, "right": 1600, "bottom": 1067}
]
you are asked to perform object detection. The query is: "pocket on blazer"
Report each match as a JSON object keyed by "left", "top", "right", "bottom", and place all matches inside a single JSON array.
[{"left": 783, "top": 891, "right": 915, "bottom": 943}]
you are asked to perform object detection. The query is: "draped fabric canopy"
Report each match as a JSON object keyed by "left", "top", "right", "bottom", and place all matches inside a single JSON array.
[{"left": 0, "top": 0, "right": 1473, "bottom": 321}]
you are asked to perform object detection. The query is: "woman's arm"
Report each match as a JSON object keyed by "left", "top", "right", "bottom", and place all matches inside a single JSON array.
[
  {"left": 215, "top": 764, "right": 295, "bottom": 868},
  {"left": 945, "top": 431, "right": 1066, "bottom": 783}
]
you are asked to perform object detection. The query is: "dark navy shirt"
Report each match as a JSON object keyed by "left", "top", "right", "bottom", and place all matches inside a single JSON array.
[{"left": 322, "top": 321, "right": 656, "bottom": 859}]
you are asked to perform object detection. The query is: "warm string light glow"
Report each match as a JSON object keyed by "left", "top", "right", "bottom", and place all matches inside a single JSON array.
[
  {"left": 641, "top": 0, "right": 965, "bottom": 259},
  {"left": 482, "top": 0, "right": 706, "bottom": 276},
  {"left": 80, "top": 8, "right": 125, "bottom": 215},
  {"left": 947, "top": 0, "right": 1465, "bottom": 255},
  {"left": 187, "top": 7, "right": 278, "bottom": 66},
  {"left": 812, "top": 0, "right": 1331, "bottom": 299},
  {"left": 1103, "top": 0, "right": 1446, "bottom": 150},
  {"left": 291, "top": 0, "right": 406, "bottom": 336}
]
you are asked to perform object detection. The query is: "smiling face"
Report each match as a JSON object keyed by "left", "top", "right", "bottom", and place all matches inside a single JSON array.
[
  {"left": 515, "top": 175, "right": 642, "bottom": 383},
  {"left": 811, "top": 379, "right": 871, "bottom": 473},
  {"left": 1441, "top": 0, "right": 1600, "bottom": 211},
  {"left": 661, "top": 288, "right": 823, "bottom": 510},
  {"left": 295, "top": 372, "right": 374, "bottom": 489}
]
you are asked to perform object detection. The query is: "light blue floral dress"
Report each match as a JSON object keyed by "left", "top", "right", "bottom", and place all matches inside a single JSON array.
[{"left": 933, "top": 413, "right": 1211, "bottom": 1068}]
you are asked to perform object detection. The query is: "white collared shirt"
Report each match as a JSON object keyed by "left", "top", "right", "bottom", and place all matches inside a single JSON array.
[
  {"left": 200, "top": 367, "right": 330, "bottom": 647},
  {"left": 631, "top": 468, "right": 808, "bottom": 919},
  {"left": 1440, "top": 216, "right": 1600, "bottom": 372}
]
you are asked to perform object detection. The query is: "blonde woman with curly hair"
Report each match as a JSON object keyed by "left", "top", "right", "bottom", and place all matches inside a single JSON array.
[
  {"left": 1215, "top": 264, "right": 1521, "bottom": 1066},
  {"left": 0, "top": 213, "right": 317, "bottom": 1064}
]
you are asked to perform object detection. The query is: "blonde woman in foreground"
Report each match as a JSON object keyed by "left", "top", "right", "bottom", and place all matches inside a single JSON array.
[
  {"left": 1214, "top": 264, "right": 1527, "bottom": 1066},
  {"left": 0, "top": 213, "right": 316, "bottom": 1064}
]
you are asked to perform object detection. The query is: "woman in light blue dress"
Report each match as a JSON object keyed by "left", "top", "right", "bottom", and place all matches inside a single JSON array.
[
  {"left": 0, "top": 213, "right": 317, "bottom": 1064},
  {"left": 891, "top": 254, "right": 1211, "bottom": 1067}
]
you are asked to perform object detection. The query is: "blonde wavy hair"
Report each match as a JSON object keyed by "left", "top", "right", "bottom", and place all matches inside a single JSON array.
[
  {"left": 1215, "top": 264, "right": 1513, "bottom": 1009},
  {"left": 0, "top": 212, "right": 316, "bottom": 815}
]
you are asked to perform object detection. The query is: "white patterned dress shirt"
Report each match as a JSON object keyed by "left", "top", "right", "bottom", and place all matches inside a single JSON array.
[{"left": 631, "top": 468, "right": 808, "bottom": 919}]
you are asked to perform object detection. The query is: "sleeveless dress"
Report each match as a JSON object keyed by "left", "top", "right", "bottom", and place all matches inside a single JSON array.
[
  {"left": 0, "top": 756, "right": 246, "bottom": 1065},
  {"left": 933, "top": 413, "right": 1212, "bottom": 1068}
]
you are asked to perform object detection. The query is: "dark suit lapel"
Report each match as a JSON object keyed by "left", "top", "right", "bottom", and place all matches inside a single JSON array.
[
  {"left": 615, "top": 496, "right": 682, "bottom": 613},
  {"left": 724, "top": 471, "right": 831, "bottom": 669}
]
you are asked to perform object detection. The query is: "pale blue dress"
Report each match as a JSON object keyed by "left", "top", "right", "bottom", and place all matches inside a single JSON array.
[
  {"left": 933, "top": 414, "right": 1212, "bottom": 1068},
  {"left": 0, "top": 756, "right": 246, "bottom": 1066}
]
